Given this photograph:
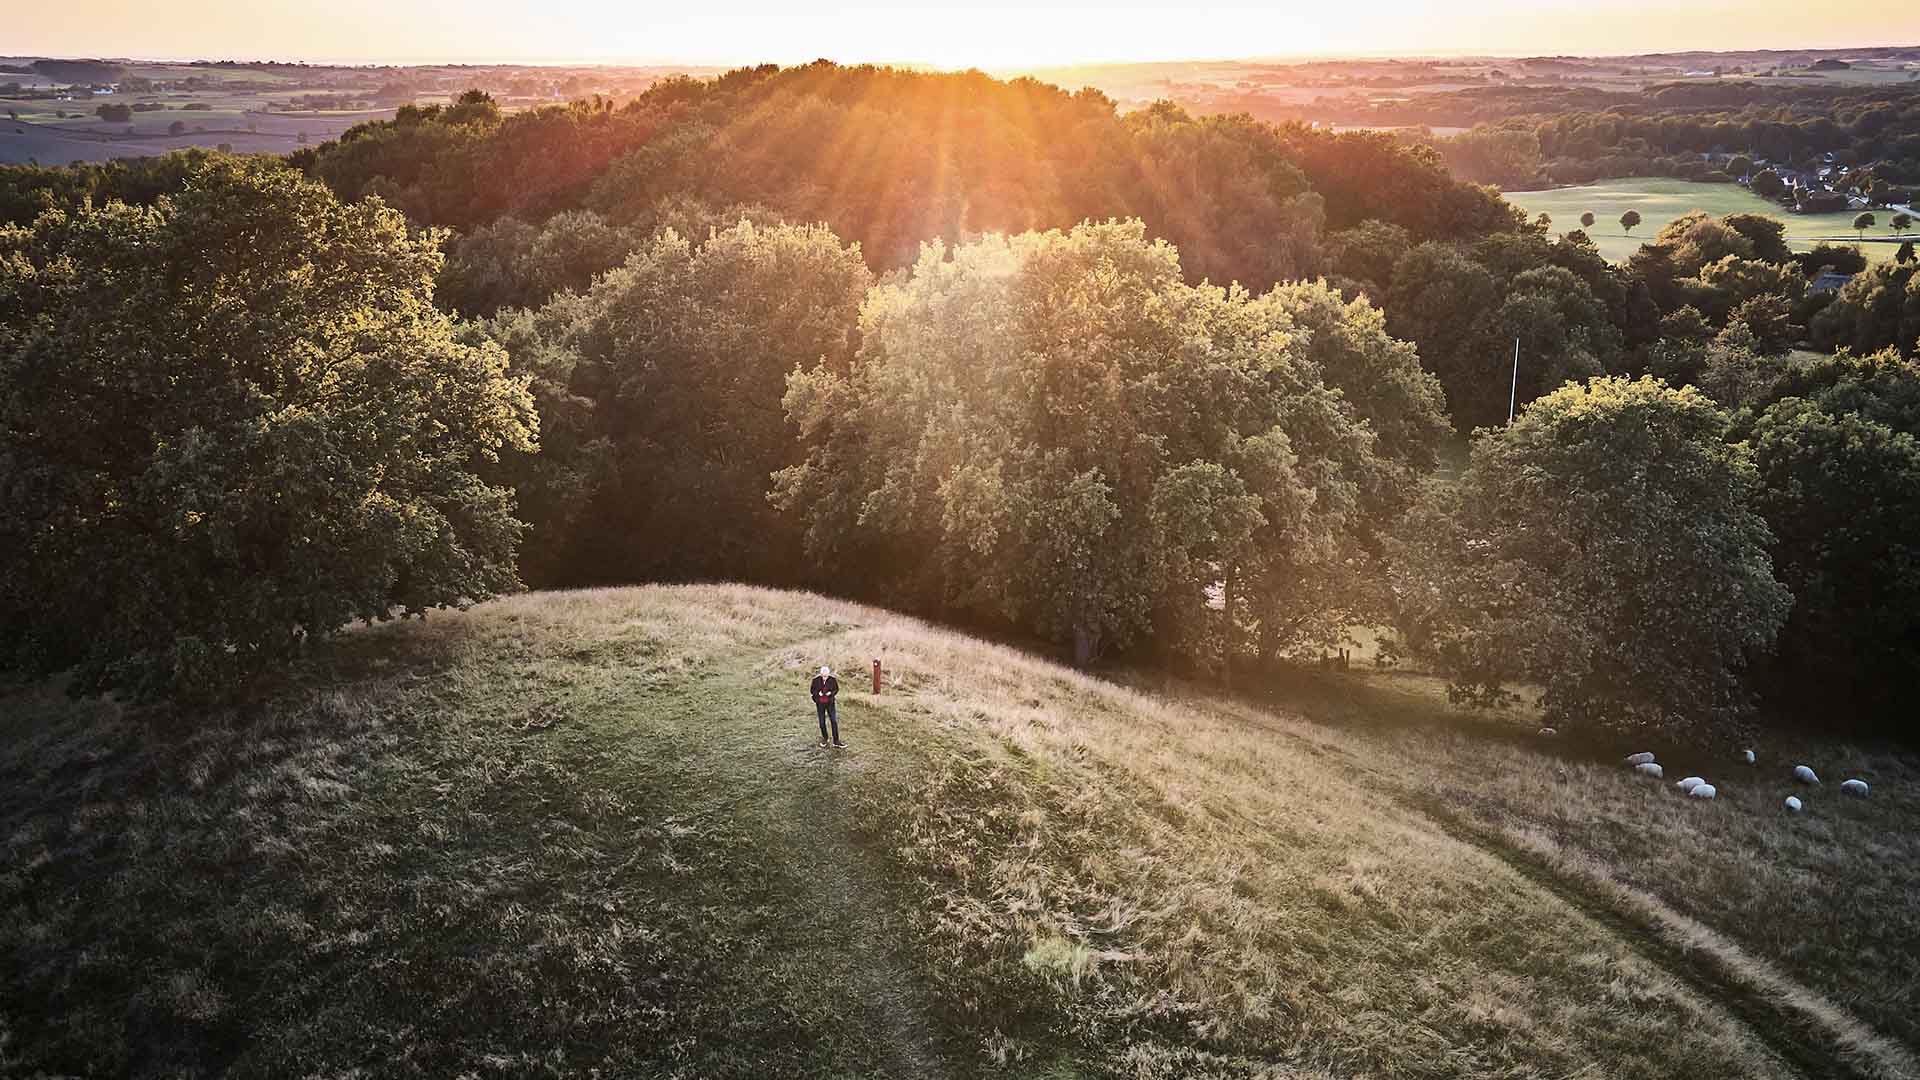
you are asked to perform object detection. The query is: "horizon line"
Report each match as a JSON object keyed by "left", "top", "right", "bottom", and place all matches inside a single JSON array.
[{"left": 12, "top": 42, "right": 1920, "bottom": 73}]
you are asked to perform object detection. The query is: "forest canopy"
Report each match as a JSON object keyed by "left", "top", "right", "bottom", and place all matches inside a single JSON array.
[
  {"left": 0, "top": 158, "right": 535, "bottom": 696},
  {"left": 2, "top": 62, "right": 1916, "bottom": 739}
]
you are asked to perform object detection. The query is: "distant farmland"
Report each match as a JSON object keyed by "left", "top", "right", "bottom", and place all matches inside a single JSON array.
[
  {"left": 0, "top": 111, "right": 390, "bottom": 166},
  {"left": 1506, "top": 177, "right": 1912, "bottom": 263}
]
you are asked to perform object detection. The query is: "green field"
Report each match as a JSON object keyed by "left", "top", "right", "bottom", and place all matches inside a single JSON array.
[
  {"left": 4, "top": 584, "right": 1917, "bottom": 1077},
  {"left": 1505, "top": 178, "right": 1911, "bottom": 264}
]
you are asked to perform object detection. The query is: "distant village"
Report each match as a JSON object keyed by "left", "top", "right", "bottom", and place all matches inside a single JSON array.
[{"left": 1718, "top": 150, "right": 1914, "bottom": 215}]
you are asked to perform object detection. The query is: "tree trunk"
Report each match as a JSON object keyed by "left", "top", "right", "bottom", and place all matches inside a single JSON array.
[
  {"left": 1073, "top": 623, "right": 1097, "bottom": 668},
  {"left": 1162, "top": 613, "right": 1177, "bottom": 692},
  {"left": 1220, "top": 565, "right": 1236, "bottom": 691},
  {"left": 1257, "top": 614, "right": 1276, "bottom": 673}
]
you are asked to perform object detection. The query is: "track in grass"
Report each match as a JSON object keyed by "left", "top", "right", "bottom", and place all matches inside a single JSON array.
[
  {"left": 1204, "top": 694, "right": 1919, "bottom": 1080},
  {"left": 6, "top": 585, "right": 1913, "bottom": 1077}
]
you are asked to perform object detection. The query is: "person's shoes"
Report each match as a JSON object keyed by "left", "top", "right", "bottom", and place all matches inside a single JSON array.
[
  {"left": 832, "top": 740, "right": 846, "bottom": 748},
  {"left": 819, "top": 738, "right": 829, "bottom": 746}
]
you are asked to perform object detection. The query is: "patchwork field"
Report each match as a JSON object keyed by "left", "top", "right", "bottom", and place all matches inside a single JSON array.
[
  {"left": 0, "top": 111, "right": 391, "bottom": 165},
  {"left": 1505, "top": 178, "right": 1910, "bottom": 264},
  {"left": 2, "top": 585, "right": 1915, "bottom": 1077}
]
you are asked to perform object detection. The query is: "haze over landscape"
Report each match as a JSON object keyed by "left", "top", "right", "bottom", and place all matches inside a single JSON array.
[
  {"left": 12, "top": 0, "right": 1920, "bottom": 65},
  {"left": 7, "top": 3, "right": 1920, "bottom": 1078}
]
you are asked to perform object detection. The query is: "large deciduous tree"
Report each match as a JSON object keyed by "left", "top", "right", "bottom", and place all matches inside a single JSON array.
[
  {"left": 1393, "top": 377, "right": 1789, "bottom": 731},
  {"left": 1387, "top": 239, "right": 1623, "bottom": 430},
  {"left": 1741, "top": 392, "right": 1920, "bottom": 733},
  {"left": 1808, "top": 262, "right": 1920, "bottom": 357},
  {"left": 0, "top": 159, "right": 537, "bottom": 697},
  {"left": 775, "top": 221, "right": 1412, "bottom": 669},
  {"left": 490, "top": 220, "right": 872, "bottom": 587}
]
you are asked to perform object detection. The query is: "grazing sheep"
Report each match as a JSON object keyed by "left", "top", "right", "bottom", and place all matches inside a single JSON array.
[
  {"left": 1676, "top": 776, "right": 1705, "bottom": 792},
  {"left": 1625, "top": 752, "right": 1656, "bottom": 766},
  {"left": 1794, "top": 765, "right": 1820, "bottom": 784},
  {"left": 1785, "top": 796, "right": 1803, "bottom": 812},
  {"left": 1635, "top": 762, "right": 1665, "bottom": 779},
  {"left": 1841, "top": 779, "right": 1870, "bottom": 797},
  {"left": 1741, "top": 750, "right": 1756, "bottom": 764},
  {"left": 1688, "top": 783, "right": 1717, "bottom": 799}
]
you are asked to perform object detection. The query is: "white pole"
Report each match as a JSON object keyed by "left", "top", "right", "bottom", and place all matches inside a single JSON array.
[{"left": 1508, "top": 337, "right": 1520, "bottom": 423}]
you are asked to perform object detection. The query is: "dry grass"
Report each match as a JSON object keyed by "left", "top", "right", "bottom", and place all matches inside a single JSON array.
[
  {"left": 1204, "top": 668, "right": 1920, "bottom": 1077},
  {"left": 1, "top": 584, "right": 1912, "bottom": 1077}
]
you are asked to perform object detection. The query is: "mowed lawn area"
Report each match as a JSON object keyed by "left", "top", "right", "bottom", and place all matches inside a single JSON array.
[
  {"left": 1505, "top": 177, "right": 1912, "bottom": 263},
  {"left": 2, "top": 585, "right": 1917, "bottom": 1077}
]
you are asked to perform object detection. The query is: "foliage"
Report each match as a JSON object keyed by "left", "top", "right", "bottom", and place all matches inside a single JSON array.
[
  {"left": 1721, "top": 293, "right": 1797, "bottom": 356},
  {"left": 1427, "top": 125, "right": 1544, "bottom": 188},
  {"left": 1339, "top": 80, "right": 1920, "bottom": 190},
  {"left": 1386, "top": 232, "right": 1624, "bottom": 429},
  {"left": 1808, "top": 262, "right": 1920, "bottom": 356},
  {"left": 1122, "top": 105, "right": 1327, "bottom": 287},
  {"left": 298, "top": 91, "right": 673, "bottom": 231},
  {"left": 0, "top": 158, "right": 536, "bottom": 697},
  {"left": 1721, "top": 212, "right": 1794, "bottom": 264},
  {"left": 774, "top": 221, "right": 1413, "bottom": 669},
  {"left": 1273, "top": 123, "right": 1526, "bottom": 238},
  {"left": 1738, "top": 386, "right": 1920, "bottom": 733},
  {"left": 1394, "top": 377, "right": 1789, "bottom": 731},
  {"left": 1265, "top": 279, "right": 1451, "bottom": 488},
  {"left": 436, "top": 209, "right": 648, "bottom": 316},
  {"left": 1792, "top": 242, "right": 1867, "bottom": 277},
  {"left": 0, "top": 147, "right": 250, "bottom": 227},
  {"left": 1323, "top": 219, "right": 1411, "bottom": 298},
  {"left": 1683, "top": 254, "right": 1803, "bottom": 323},
  {"left": 291, "top": 64, "right": 1516, "bottom": 291},
  {"left": 1655, "top": 209, "right": 1755, "bottom": 275},
  {"left": 481, "top": 220, "right": 872, "bottom": 588},
  {"left": 1746, "top": 347, "right": 1920, "bottom": 437},
  {"left": 31, "top": 59, "right": 125, "bottom": 85}
]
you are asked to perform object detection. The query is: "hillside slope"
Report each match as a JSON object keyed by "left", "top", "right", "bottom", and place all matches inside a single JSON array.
[{"left": 1, "top": 585, "right": 1913, "bottom": 1078}]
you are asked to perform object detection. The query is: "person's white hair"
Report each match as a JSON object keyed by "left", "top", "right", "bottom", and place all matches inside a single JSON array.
[{"left": 820, "top": 665, "right": 832, "bottom": 676}]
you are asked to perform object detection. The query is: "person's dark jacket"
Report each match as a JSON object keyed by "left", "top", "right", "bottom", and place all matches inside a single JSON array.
[{"left": 810, "top": 674, "right": 839, "bottom": 705}]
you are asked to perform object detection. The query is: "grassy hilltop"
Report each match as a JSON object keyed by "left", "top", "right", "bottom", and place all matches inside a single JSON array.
[{"left": 2, "top": 585, "right": 1917, "bottom": 1078}]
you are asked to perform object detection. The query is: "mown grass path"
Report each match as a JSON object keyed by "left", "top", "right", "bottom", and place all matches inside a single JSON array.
[
  {"left": 476, "top": 609, "right": 972, "bottom": 1078},
  {"left": 625, "top": 657, "right": 960, "bottom": 1079}
]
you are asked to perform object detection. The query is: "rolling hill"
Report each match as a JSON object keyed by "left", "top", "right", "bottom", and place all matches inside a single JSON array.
[{"left": 2, "top": 585, "right": 1915, "bottom": 1078}]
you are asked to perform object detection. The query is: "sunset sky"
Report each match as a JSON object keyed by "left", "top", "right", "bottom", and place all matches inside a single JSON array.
[{"left": 11, "top": 0, "right": 1920, "bottom": 67}]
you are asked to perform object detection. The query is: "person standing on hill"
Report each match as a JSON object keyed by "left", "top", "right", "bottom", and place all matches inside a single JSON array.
[{"left": 811, "top": 665, "right": 843, "bottom": 747}]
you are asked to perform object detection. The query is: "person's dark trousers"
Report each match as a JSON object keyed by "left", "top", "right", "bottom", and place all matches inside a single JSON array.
[{"left": 816, "top": 700, "right": 839, "bottom": 743}]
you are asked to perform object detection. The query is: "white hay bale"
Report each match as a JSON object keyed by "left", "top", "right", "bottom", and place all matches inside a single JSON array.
[
  {"left": 1688, "top": 783, "right": 1717, "bottom": 799},
  {"left": 1625, "top": 752, "right": 1656, "bottom": 766},
  {"left": 1841, "top": 779, "right": 1870, "bottom": 797},
  {"left": 1784, "top": 796, "right": 1803, "bottom": 812},
  {"left": 1676, "top": 776, "right": 1705, "bottom": 792},
  {"left": 1635, "top": 762, "right": 1664, "bottom": 779},
  {"left": 1794, "top": 765, "right": 1820, "bottom": 784},
  {"left": 1740, "top": 749, "right": 1755, "bottom": 764}
]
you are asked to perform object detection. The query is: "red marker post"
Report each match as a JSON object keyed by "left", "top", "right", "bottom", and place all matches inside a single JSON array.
[{"left": 872, "top": 658, "right": 882, "bottom": 694}]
